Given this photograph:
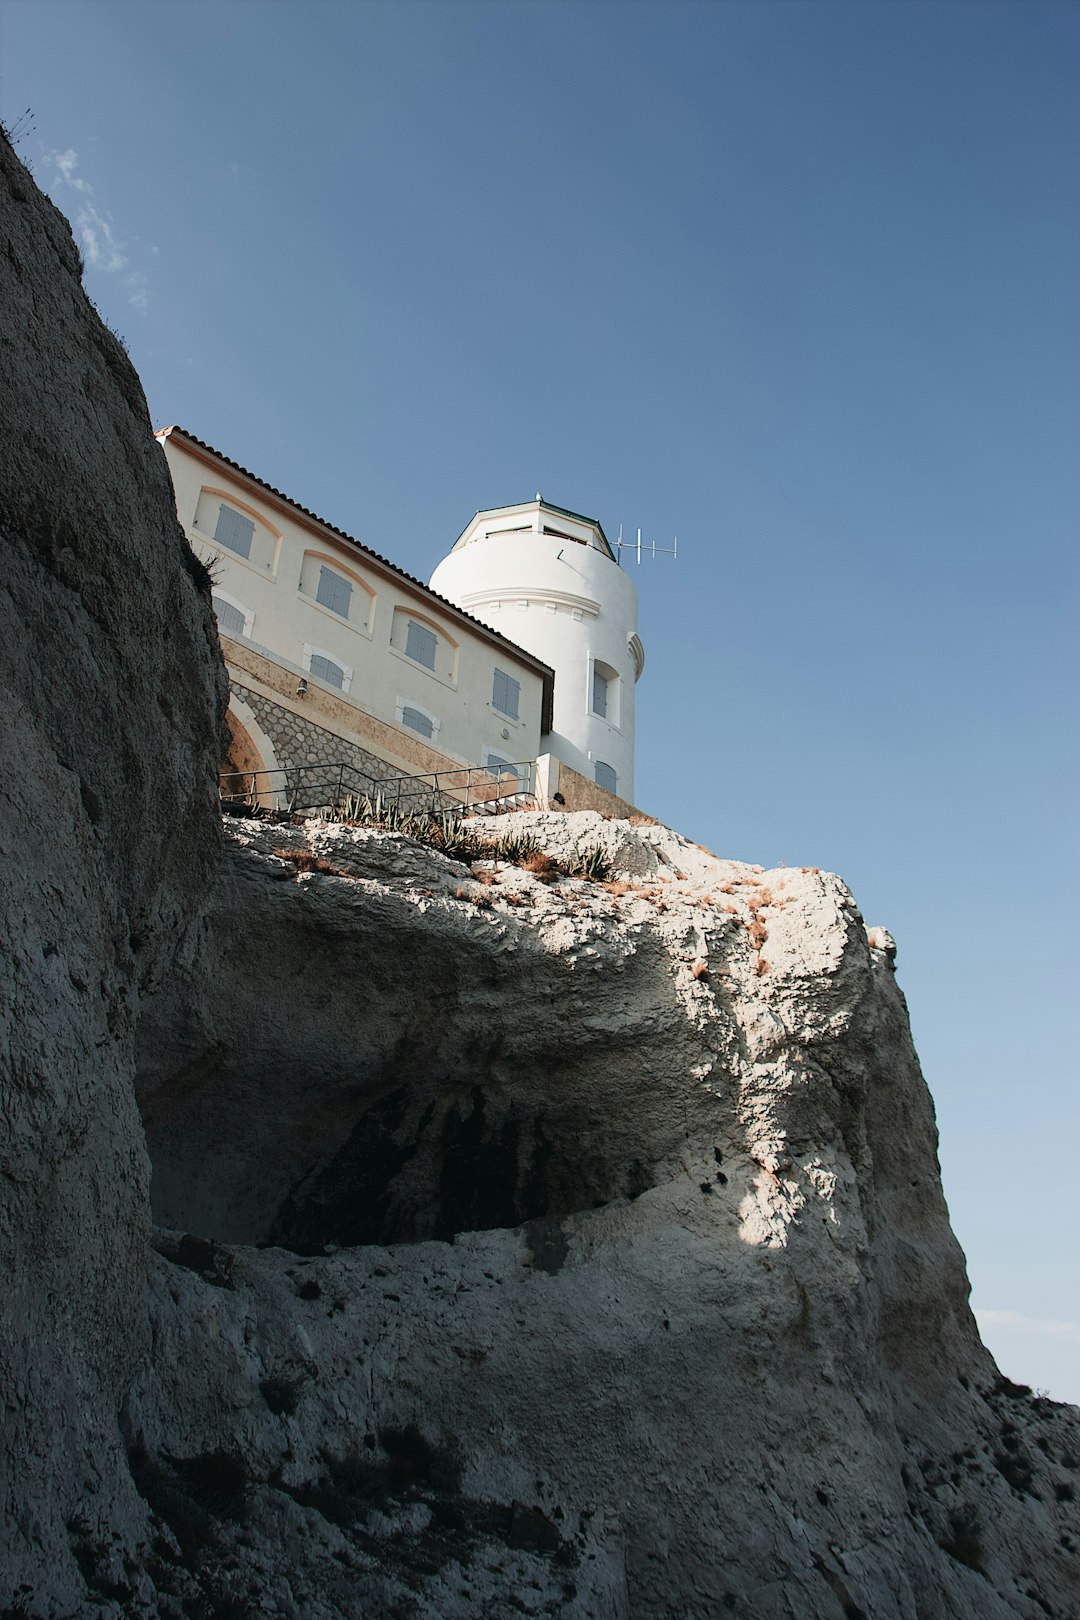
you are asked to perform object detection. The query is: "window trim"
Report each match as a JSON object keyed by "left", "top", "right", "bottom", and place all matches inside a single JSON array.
[
  {"left": 211, "top": 588, "right": 254, "bottom": 639},
  {"left": 191, "top": 485, "right": 281, "bottom": 579},
  {"left": 302, "top": 642, "right": 353, "bottom": 694},
  {"left": 589, "top": 657, "right": 621, "bottom": 729},
  {"left": 395, "top": 695, "right": 441, "bottom": 741}
]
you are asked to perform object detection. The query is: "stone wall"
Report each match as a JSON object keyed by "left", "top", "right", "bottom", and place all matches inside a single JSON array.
[{"left": 550, "top": 758, "right": 655, "bottom": 822}]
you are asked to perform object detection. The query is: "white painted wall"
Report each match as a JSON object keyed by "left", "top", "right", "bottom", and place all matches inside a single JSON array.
[
  {"left": 160, "top": 434, "right": 547, "bottom": 775},
  {"left": 429, "top": 501, "right": 644, "bottom": 801}
]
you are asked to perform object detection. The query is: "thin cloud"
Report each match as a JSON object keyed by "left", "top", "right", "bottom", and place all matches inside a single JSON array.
[
  {"left": 49, "top": 146, "right": 147, "bottom": 304},
  {"left": 976, "top": 1309, "right": 1080, "bottom": 1343},
  {"left": 54, "top": 148, "right": 90, "bottom": 193}
]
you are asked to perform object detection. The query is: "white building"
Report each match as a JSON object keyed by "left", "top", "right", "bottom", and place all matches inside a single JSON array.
[
  {"left": 158, "top": 429, "right": 644, "bottom": 814},
  {"left": 430, "top": 499, "right": 644, "bottom": 803},
  {"left": 158, "top": 428, "right": 555, "bottom": 802}
]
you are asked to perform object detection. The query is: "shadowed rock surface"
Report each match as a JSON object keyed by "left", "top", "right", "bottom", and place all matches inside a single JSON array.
[
  {"left": 0, "top": 132, "right": 227, "bottom": 1611},
  {"left": 2, "top": 131, "right": 1078, "bottom": 1618}
]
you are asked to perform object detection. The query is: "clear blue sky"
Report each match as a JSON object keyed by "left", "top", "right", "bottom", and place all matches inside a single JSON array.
[{"left": 4, "top": 0, "right": 1077, "bottom": 1400}]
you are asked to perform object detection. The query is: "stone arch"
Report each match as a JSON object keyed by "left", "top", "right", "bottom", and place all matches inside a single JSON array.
[{"left": 220, "top": 696, "right": 283, "bottom": 811}]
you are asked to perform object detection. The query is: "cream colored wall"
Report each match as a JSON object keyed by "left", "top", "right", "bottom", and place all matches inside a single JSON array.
[{"left": 163, "top": 438, "right": 545, "bottom": 774}]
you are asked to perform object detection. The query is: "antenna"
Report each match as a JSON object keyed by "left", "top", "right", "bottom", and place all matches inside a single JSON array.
[{"left": 614, "top": 525, "right": 679, "bottom": 568}]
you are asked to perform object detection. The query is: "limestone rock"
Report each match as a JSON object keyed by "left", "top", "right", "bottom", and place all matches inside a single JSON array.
[
  {"left": 0, "top": 132, "right": 227, "bottom": 1611},
  {"left": 2, "top": 130, "right": 1077, "bottom": 1617},
  {"left": 131, "top": 813, "right": 1080, "bottom": 1618}
]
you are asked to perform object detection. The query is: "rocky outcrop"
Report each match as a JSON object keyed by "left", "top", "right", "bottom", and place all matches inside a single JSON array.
[
  {"left": 2, "top": 132, "right": 1077, "bottom": 1618},
  {"left": 0, "top": 133, "right": 227, "bottom": 1610},
  {"left": 129, "top": 813, "right": 1080, "bottom": 1619}
]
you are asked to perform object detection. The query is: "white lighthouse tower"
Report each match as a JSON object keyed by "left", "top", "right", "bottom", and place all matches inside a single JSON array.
[{"left": 430, "top": 498, "right": 644, "bottom": 802}]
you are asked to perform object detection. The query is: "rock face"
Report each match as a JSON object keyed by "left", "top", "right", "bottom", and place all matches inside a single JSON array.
[
  {"left": 2, "top": 133, "right": 1078, "bottom": 1619},
  {"left": 0, "top": 134, "right": 227, "bottom": 1610},
  {"left": 129, "top": 812, "right": 1080, "bottom": 1619}
]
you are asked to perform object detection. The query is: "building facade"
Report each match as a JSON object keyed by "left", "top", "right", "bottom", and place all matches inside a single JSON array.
[
  {"left": 158, "top": 429, "right": 645, "bottom": 816},
  {"left": 158, "top": 428, "right": 555, "bottom": 804}
]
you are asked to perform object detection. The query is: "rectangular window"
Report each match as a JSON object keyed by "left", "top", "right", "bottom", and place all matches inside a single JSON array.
[
  {"left": 309, "top": 653, "right": 345, "bottom": 690},
  {"left": 592, "top": 666, "right": 608, "bottom": 719},
  {"left": 214, "top": 503, "right": 255, "bottom": 559},
  {"left": 595, "top": 760, "right": 617, "bottom": 794},
  {"left": 405, "top": 620, "right": 437, "bottom": 670},
  {"left": 212, "top": 595, "right": 246, "bottom": 637},
  {"left": 316, "top": 566, "right": 352, "bottom": 619},
  {"left": 492, "top": 669, "right": 520, "bottom": 720},
  {"left": 401, "top": 705, "right": 434, "bottom": 739}
]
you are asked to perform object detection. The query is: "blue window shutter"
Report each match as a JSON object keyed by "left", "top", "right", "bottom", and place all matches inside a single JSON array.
[
  {"left": 309, "top": 654, "right": 345, "bottom": 689},
  {"left": 214, "top": 504, "right": 255, "bottom": 559},
  {"left": 405, "top": 621, "right": 438, "bottom": 670},
  {"left": 492, "top": 669, "right": 520, "bottom": 719},
  {"left": 592, "top": 667, "right": 608, "bottom": 718},
  {"left": 402, "top": 705, "right": 434, "bottom": 739},
  {"left": 213, "top": 596, "right": 246, "bottom": 637},
  {"left": 595, "top": 760, "right": 617, "bottom": 794},
  {"left": 316, "top": 566, "right": 352, "bottom": 618}
]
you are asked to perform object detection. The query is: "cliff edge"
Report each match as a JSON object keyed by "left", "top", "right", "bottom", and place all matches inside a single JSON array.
[
  {"left": 123, "top": 812, "right": 1080, "bottom": 1619},
  {"left": 1, "top": 131, "right": 1077, "bottom": 1618}
]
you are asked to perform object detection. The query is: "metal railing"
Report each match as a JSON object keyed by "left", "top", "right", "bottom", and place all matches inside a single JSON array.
[{"left": 219, "top": 759, "right": 536, "bottom": 819}]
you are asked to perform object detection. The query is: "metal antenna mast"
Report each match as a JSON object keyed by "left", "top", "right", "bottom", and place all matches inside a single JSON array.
[{"left": 614, "top": 525, "right": 679, "bottom": 567}]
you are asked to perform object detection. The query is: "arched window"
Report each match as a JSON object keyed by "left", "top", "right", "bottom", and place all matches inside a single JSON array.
[
  {"left": 391, "top": 608, "right": 457, "bottom": 683},
  {"left": 299, "top": 551, "right": 373, "bottom": 629},
  {"left": 396, "top": 696, "right": 441, "bottom": 740},
  {"left": 595, "top": 760, "right": 617, "bottom": 795},
  {"left": 193, "top": 488, "right": 279, "bottom": 573},
  {"left": 303, "top": 643, "right": 353, "bottom": 693},
  {"left": 212, "top": 590, "right": 253, "bottom": 639}
]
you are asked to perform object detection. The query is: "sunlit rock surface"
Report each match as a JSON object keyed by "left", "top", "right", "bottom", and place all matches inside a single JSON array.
[{"left": 129, "top": 813, "right": 1080, "bottom": 1618}]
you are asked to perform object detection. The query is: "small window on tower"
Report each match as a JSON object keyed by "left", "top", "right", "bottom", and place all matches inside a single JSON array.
[
  {"left": 595, "top": 760, "right": 617, "bottom": 795},
  {"left": 592, "top": 666, "right": 608, "bottom": 719}
]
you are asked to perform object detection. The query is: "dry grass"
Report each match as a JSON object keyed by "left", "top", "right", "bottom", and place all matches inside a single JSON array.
[
  {"left": 454, "top": 885, "right": 492, "bottom": 908},
  {"left": 600, "top": 879, "right": 633, "bottom": 897},
  {"left": 522, "top": 851, "right": 558, "bottom": 879},
  {"left": 747, "top": 917, "right": 767, "bottom": 951},
  {"left": 692, "top": 960, "right": 710, "bottom": 982},
  {"left": 275, "top": 849, "right": 335, "bottom": 876},
  {"left": 754, "top": 957, "right": 770, "bottom": 976}
]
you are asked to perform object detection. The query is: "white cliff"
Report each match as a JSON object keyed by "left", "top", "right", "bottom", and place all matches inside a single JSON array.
[{"left": 126, "top": 812, "right": 1080, "bottom": 1618}]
